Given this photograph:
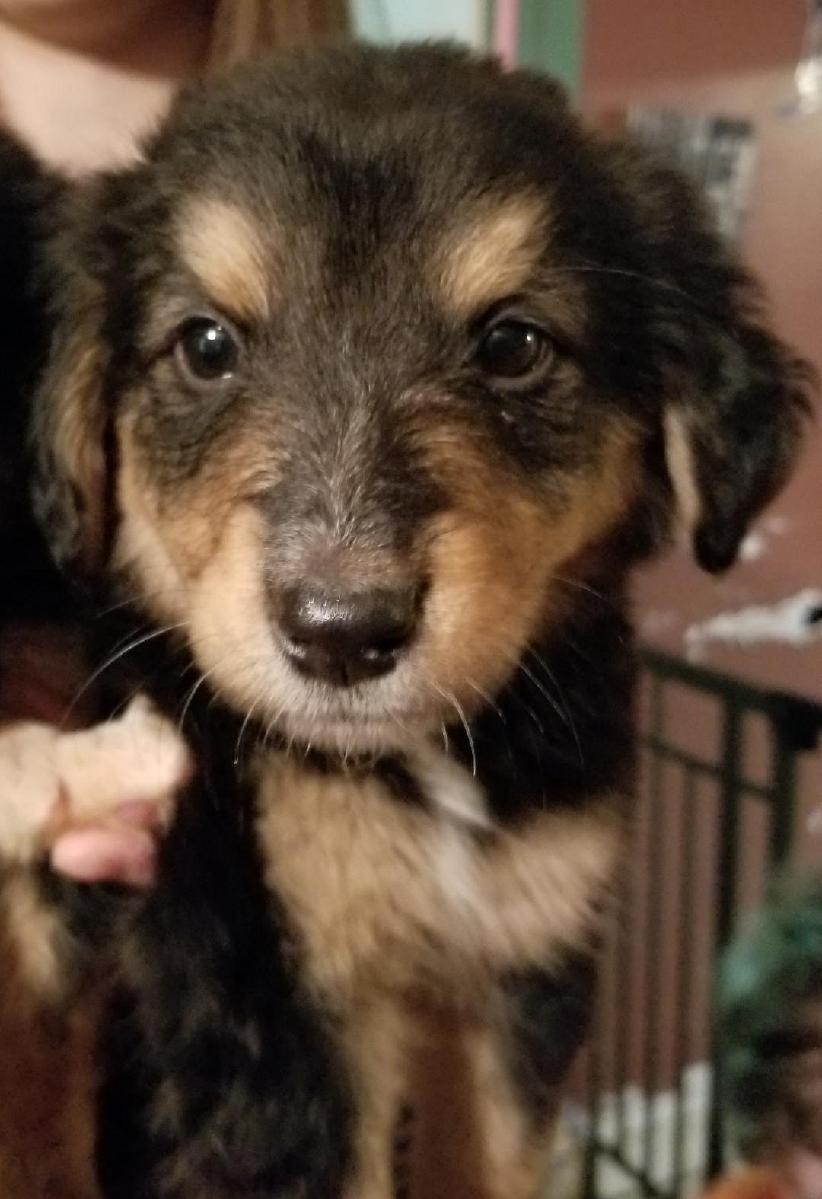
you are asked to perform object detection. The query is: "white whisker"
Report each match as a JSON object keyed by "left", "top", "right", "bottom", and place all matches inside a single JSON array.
[
  {"left": 523, "top": 649, "right": 585, "bottom": 768},
  {"left": 61, "top": 623, "right": 188, "bottom": 728},
  {"left": 548, "top": 572, "right": 614, "bottom": 608},
  {"left": 176, "top": 667, "right": 219, "bottom": 737},
  {"left": 430, "top": 681, "right": 477, "bottom": 778},
  {"left": 234, "top": 698, "right": 262, "bottom": 766},
  {"left": 465, "top": 678, "right": 506, "bottom": 727}
]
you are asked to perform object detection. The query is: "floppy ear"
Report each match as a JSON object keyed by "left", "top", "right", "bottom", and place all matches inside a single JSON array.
[
  {"left": 31, "top": 189, "right": 112, "bottom": 581},
  {"left": 614, "top": 145, "right": 814, "bottom": 573},
  {"left": 663, "top": 314, "right": 812, "bottom": 574}
]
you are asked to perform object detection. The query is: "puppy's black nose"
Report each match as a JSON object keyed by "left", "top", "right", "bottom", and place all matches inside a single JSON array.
[{"left": 279, "top": 583, "right": 418, "bottom": 686}]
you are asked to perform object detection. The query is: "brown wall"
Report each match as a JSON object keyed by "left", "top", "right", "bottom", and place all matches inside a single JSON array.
[
  {"left": 585, "top": 0, "right": 804, "bottom": 102},
  {"left": 582, "top": 0, "right": 822, "bottom": 709}
]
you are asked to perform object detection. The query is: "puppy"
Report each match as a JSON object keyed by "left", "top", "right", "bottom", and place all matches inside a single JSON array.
[{"left": 9, "top": 43, "right": 811, "bottom": 1198}]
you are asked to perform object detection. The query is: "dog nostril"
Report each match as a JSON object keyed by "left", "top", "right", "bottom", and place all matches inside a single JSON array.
[
  {"left": 278, "top": 583, "right": 419, "bottom": 687},
  {"left": 366, "top": 631, "right": 412, "bottom": 658}
]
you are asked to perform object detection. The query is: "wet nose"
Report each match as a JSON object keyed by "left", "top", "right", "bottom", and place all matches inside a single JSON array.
[{"left": 278, "top": 583, "right": 419, "bottom": 686}]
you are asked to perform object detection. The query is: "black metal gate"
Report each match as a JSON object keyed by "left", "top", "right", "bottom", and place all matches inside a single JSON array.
[{"left": 578, "top": 649, "right": 822, "bottom": 1199}]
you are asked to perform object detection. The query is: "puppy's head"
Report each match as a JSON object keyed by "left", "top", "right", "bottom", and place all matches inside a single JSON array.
[{"left": 33, "top": 46, "right": 811, "bottom": 752}]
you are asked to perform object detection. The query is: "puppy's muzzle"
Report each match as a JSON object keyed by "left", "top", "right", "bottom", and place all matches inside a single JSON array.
[{"left": 278, "top": 581, "right": 419, "bottom": 687}]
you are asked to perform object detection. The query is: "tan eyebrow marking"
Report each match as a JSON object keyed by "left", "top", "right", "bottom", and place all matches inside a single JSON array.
[
  {"left": 176, "top": 196, "right": 271, "bottom": 322},
  {"left": 434, "top": 194, "right": 548, "bottom": 315}
]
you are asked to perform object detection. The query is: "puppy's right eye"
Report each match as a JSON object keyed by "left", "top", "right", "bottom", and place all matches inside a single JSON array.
[{"left": 174, "top": 318, "right": 239, "bottom": 384}]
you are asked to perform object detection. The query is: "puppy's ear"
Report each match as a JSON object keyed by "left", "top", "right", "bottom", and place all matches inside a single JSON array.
[
  {"left": 31, "top": 189, "right": 111, "bottom": 580},
  {"left": 614, "top": 145, "right": 814, "bottom": 573},
  {"left": 663, "top": 317, "right": 811, "bottom": 574}
]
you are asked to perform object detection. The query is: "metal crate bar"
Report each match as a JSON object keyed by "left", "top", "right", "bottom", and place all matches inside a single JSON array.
[{"left": 580, "top": 648, "right": 822, "bottom": 1199}]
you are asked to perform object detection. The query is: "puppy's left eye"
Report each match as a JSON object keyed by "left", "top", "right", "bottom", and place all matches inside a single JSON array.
[
  {"left": 175, "top": 318, "right": 239, "bottom": 383},
  {"left": 475, "top": 320, "right": 553, "bottom": 382}
]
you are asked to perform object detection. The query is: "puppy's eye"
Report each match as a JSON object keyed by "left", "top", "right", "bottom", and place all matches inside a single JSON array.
[
  {"left": 175, "top": 318, "right": 239, "bottom": 383},
  {"left": 476, "top": 320, "right": 553, "bottom": 382}
]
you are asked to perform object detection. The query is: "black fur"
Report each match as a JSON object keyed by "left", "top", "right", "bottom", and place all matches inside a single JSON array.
[
  {"left": 31, "top": 49, "right": 811, "bottom": 583},
  {"left": 0, "top": 134, "right": 70, "bottom": 620},
  {"left": 8, "top": 43, "right": 812, "bottom": 1197},
  {"left": 501, "top": 955, "right": 598, "bottom": 1128},
  {"left": 98, "top": 742, "right": 355, "bottom": 1199},
  {"left": 450, "top": 592, "right": 637, "bottom": 822}
]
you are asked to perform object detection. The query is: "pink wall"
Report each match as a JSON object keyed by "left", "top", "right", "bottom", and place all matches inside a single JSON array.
[
  {"left": 585, "top": 0, "right": 804, "bottom": 104},
  {"left": 582, "top": 1, "right": 822, "bottom": 705}
]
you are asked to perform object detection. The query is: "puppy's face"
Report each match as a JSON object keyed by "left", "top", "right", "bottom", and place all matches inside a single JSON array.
[
  {"left": 109, "top": 134, "right": 639, "bottom": 751},
  {"left": 33, "top": 47, "right": 810, "bottom": 752}
]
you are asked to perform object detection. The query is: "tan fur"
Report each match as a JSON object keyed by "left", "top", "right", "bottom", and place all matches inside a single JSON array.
[
  {"left": 116, "top": 476, "right": 280, "bottom": 719},
  {"left": 0, "top": 704, "right": 190, "bottom": 886},
  {"left": 460, "top": 1021, "right": 557, "bottom": 1198},
  {"left": 176, "top": 196, "right": 272, "bottom": 323},
  {"left": 664, "top": 406, "right": 701, "bottom": 537},
  {"left": 435, "top": 195, "right": 548, "bottom": 317},
  {"left": 114, "top": 410, "right": 279, "bottom": 616},
  {"left": 1, "top": 871, "right": 65, "bottom": 1000},
  {"left": 252, "top": 731, "right": 618, "bottom": 1196},
  {"left": 418, "top": 420, "right": 640, "bottom": 706},
  {"left": 340, "top": 999, "right": 412, "bottom": 1199},
  {"left": 115, "top": 399, "right": 640, "bottom": 756},
  {"left": 254, "top": 748, "right": 614, "bottom": 1196},
  {"left": 113, "top": 421, "right": 191, "bottom": 623},
  {"left": 0, "top": 722, "right": 61, "bottom": 865},
  {"left": 37, "top": 155, "right": 642, "bottom": 1198},
  {"left": 55, "top": 698, "right": 191, "bottom": 829},
  {"left": 49, "top": 335, "right": 109, "bottom": 570},
  {"left": 255, "top": 750, "right": 620, "bottom": 1001},
  {"left": 330, "top": 988, "right": 565, "bottom": 1199}
]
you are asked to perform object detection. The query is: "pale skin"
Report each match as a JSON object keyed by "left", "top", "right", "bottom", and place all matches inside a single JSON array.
[
  {"left": 0, "top": 0, "right": 212, "bottom": 173},
  {"left": 0, "top": 0, "right": 207, "bottom": 880}
]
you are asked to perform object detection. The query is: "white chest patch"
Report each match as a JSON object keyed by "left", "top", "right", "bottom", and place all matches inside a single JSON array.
[
  {"left": 254, "top": 742, "right": 620, "bottom": 1003},
  {"left": 404, "top": 742, "right": 491, "bottom": 831}
]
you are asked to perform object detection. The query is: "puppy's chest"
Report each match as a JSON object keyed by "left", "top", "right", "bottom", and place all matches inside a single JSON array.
[{"left": 254, "top": 746, "right": 619, "bottom": 1001}]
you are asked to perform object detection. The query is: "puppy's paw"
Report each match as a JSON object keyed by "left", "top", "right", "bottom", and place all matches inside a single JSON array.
[{"left": 0, "top": 698, "right": 192, "bottom": 886}]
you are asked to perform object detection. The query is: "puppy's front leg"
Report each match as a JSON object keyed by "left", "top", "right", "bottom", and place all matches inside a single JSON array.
[
  {"left": 408, "top": 960, "right": 595, "bottom": 1199},
  {"left": 341, "top": 997, "right": 411, "bottom": 1199},
  {"left": 476, "top": 960, "right": 596, "bottom": 1199}
]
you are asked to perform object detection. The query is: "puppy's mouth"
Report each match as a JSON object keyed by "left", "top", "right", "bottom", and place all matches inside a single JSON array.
[
  {"left": 270, "top": 680, "right": 441, "bottom": 755},
  {"left": 279, "top": 714, "right": 425, "bottom": 755}
]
